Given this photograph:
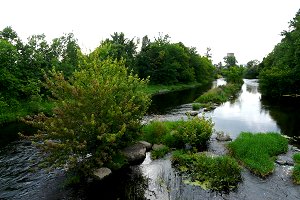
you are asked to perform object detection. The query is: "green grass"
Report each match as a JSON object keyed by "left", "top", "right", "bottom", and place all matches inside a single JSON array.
[
  {"left": 228, "top": 132, "right": 288, "bottom": 177},
  {"left": 194, "top": 83, "right": 242, "bottom": 104},
  {"left": 142, "top": 82, "right": 203, "bottom": 95},
  {"left": 0, "top": 100, "right": 54, "bottom": 124},
  {"left": 293, "top": 153, "right": 300, "bottom": 184},
  {"left": 192, "top": 103, "right": 201, "bottom": 110},
  {"left": 171, "top": 150, "right": 242, "bottom": 191}
]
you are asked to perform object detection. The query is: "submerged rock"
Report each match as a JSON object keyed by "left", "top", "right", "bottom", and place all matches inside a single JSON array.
[
  {"left": 93, "top": 167, "right": 112, "bottom": 180},
  {"left": 276, "top": 155, "right": 294, "bottom": 166},
  {"left": 216, "top": 131, "right": 232, "bottom": 141},
  {"left": 122, "top": 143, "right": 146, "bottom": 165}
]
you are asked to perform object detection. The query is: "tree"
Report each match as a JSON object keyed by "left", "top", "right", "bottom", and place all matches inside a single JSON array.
[
  {"left": 243, "top": 60, "right": 259, "bottom": 79},
  {"left": 259, "top": 9, "right": 300, "bottom": 97},
  {"left": 223, "top": 54, "right": 238, "bottom": 68},
  {"left": 25, "top": 59, "right": 151, "bottom": 175}
]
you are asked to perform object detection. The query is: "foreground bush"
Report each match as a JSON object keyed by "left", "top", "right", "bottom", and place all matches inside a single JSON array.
[
  {"left": 228, "top": 132, "right": 288, "bottom": 177},
  {"left": 24, "top": 59, "right": 151, "bottom": 175},
  {"left": 141, "top": 117, "right": 213, "bottom": 150},
  {"left": 172, "top": 150, "right": 242, "bottom": 191},
  {"left": 293, "top": 153, "right": 300, "bottom": 184}
]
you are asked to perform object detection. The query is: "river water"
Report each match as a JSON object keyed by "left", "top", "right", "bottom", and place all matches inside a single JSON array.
[{"left": 0, "top": 79, "right": 300, "bottom": 199}]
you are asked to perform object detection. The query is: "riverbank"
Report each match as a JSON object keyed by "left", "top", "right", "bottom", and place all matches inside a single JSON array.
[
  {"left": 0, "top": 82, "right": 207, "bottom": 125},
  {"left": 143, "top": 82, "right": 204, "bottom": 95}
]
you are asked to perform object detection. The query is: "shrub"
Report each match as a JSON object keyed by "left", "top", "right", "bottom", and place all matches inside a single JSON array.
[
  {"left": 141, "top": 117, "right": 213, "bottom": 150},
  {"left": 23, "top": 59, "right": 151, "bottom": 176},
  {"left": 172, "top": 150, "right": 242, "bottom": 191},
  {"left": 151, "top": 146, "right": 170, "bottom": 159},
  {"left": 192, "top": 103, "right": 201, "bottom": 110},
  {"left": 293, "top": 153, "right": 300, "bottom": 184},
  {"left": 228, "top": 132, "right": 288, "bottom": 177}
]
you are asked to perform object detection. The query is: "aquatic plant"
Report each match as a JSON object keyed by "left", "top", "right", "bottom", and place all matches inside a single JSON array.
[{"left": 171, "top": 150, "right": 242, "bottom": 191}]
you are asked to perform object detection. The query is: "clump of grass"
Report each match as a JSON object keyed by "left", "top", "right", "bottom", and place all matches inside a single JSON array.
[
  {"left": 192, "top": 103, "right": 201, "bottom": 110},
  {"left": 151, "top": 146, "right": 170, "bottom": 159},
  {"left": 293, "top": 153, "right": 300, "bottom": 184},
  {"left": 171, "top": 150, "right": 242, "bottom": 191},
  {"left": 228, "top": 132, "right": 288, "bottom": 177},
  {"left": 194, "top": 83, "right": 242, "bottom": 104},
  {"left": 141, "top": 117, "right": 213, "bottom": 150}
]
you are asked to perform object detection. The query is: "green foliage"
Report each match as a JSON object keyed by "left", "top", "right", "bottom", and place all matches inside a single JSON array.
[
  {"left": 293, "top": 153, "right": 300, "bottom": 184},
  {"left": 195, "top": 83, "right": 242, "bottom": 104},
  {"left": 135, "top": 35, "right": 215, "bottom": 85},
  {"left": 259, "top": 9, "right": 300, "bottom": 97},
  {"left": 293, "top": 153, "right": 300, "bottom": 164},
  {"left": 141, "top": 117, "right": 213, "bottom": 150},
  {"left": 243, "top": 60, "right": 260, "bottom": 79},
  {"left": 223, "top": 55, "right": 238, "bottom": 68},
  {"left": 223, "top": 66, "right": 244, "bottom": 84},
  {"left": 172, "top": 150, "right": 242, "bottom": 191},
  {"left": 151, "top": 146, "right": 170, "bottom": 159},
  {"left": 24, "top": 59, "right": 151, "bottom": 175},
  {"left": 228, "top": 132, "right": 288, "bottom": 177},
  {"left": 192, "top": 103, "right": 201, "bottom": 110}
]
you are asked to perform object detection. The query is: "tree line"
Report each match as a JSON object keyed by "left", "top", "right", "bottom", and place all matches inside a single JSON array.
[{"left": 0, "top": 28, "right": 216, "bottom": 110}]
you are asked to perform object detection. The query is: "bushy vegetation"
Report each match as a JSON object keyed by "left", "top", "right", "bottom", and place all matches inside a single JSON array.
[
  {"left": 151, "top": 146, "right": 170, "bottom": 159},
  {"left": 141, "top": 117, "right": 213, "bottom": 150},
  {"left": 293, "top": 153, "right": 300, "bottom": 184},
  {"left": 23, "top": 59, "right": 151, "bottom": 176},
  {"left": 135, "top": 35, "right": 215, "bottom": 85},
  {"left": 194, "top": 83, "right": 242, "bottom": 104},
  {"left": 172, "top": 150, "right": 242, "bottom": 191},
  {"left": 259, "top": 9, "right": 300, "bottom": 98},
  {"left": 192, "top": 103, "right": 201, "bottom": 110},
  {"left": 228, "top": 132, "right": 288, "bottom": 177}
]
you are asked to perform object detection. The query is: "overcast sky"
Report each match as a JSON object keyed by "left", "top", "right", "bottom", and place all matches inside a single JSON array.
[{"left": 1, "top": 0, "right": 300, "bottom": 64}]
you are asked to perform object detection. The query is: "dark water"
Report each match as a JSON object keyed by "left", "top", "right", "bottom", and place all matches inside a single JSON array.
[{"left": 1, "top": 79, "right": 300, "bottom": 199}]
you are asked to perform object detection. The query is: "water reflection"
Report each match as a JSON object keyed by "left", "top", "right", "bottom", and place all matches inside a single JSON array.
[{"left": 208, "top": 79, "right": 280, "bottom": 138}]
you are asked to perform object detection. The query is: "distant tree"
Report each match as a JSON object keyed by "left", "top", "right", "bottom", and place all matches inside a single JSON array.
[
  {"left": 243, "top": 60, "right": 260, "bottom": 79},
  {"left": 224, "top": 55, "right": 238, "bottom": 68}
]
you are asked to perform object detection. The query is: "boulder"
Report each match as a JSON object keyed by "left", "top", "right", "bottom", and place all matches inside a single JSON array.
[
  {"left": 216, "top": 131, "right": 232, "bottom": 141},
  {"left": 122, "top": 143, "right": 146, "bottom": 165},
  {"left": 93, "top": 167, "right": 112, "bottom": 180},
  {"left": 138, "top": 141, "right": 152, "bottom": 151}
]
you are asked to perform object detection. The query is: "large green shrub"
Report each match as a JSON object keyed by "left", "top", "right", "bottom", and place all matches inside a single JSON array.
[{"left": 24, "top": 59, "right": 151, "bottom": 175}]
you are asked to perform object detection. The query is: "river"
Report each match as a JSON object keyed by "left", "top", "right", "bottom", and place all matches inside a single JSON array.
[{"left": 0, "top": 79, "right": 300, "bottom": 199}]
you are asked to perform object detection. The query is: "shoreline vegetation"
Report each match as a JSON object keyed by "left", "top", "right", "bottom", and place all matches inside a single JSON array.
[{"left": 0, "top": 82, "right": 206, "bottom": 125}]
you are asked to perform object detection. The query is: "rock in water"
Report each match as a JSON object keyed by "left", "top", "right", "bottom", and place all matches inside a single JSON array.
[
  {"left": 138, "top": 141, "right": 152, "bottom": 151},
  {"left": 93, "top": 167, "right": 112, "bottom": 180},
  {"left": 122, "top": 143, "right": 146, "bottom": 165}
]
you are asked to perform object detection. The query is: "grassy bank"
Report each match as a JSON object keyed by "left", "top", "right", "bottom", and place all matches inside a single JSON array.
[
  {"left": 228, "top": 132, "right": 288, "bottom": 177},
  {"left": 293, "top": 153, "right": 300, "bottom": 184},
  {"left": 194, "top": 82, "right": 242, "bottom": 105},
  {"left": 143, "top": 82, "right": 203, "bottom": 95},
  {"left": 0, "top": 100, "right": 54, "bottom": 125}
]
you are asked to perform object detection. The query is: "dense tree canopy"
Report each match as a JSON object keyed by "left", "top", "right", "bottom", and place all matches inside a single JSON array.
[
  {"left": 259, "top": 9, "right": 300, "bottom": 97},
  {"left": 135, "top": 35, "right": 215, "bottom": 85}
]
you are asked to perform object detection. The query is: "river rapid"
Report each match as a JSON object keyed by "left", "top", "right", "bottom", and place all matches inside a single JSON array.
[{"left": 0, "top": 79, "right": 300, "bottom": 199}]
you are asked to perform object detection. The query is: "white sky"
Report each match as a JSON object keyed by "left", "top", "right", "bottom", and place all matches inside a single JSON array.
[{"left": 1, "top": 0, "right": 300, "bottom": 64}]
